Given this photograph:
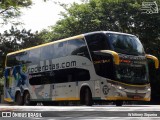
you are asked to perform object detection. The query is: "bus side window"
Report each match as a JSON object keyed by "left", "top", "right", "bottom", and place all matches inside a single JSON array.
[
  {"left": 53, "top": 68, "right": 90, "bottom": 83},
  {"left": 68, "top": 74, "right": 73, "bottom": 82},
  {"left": 40, "top": 45, "right": 53, "bottom": 60},
  {"left": 7, "top": 55, "right": 20, "bottom": 67},
  {"left": 54, "top": 69, "right": 68, "bottom": 83},
  {"left": 76, "top": 69, "right": 90, "bottom": 81},
  {"left": 7, "top": 51, "right": 29, "bottom": 67},
  {"left": 85, "top": 33, "right": 109, "bottom": 52},
  {"left": 28, "top": 48, "right": 41, "bottom": 65},
  {"left": 85, "top": 33, "right": 115, "bottom": 79},
  {"left": 54, "top": 41, "right": 67, "bottom": 58},
  {"left": 18, "top": 51, "right": 29, "bottom": 64},
  {"left": 67, "top": 39, "right": 90, "bottom": 60}
]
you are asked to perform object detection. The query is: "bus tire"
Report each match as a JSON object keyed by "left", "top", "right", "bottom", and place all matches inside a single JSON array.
[
  {"left": 115, "top": 100, "right": 123, "bottom": 106},
  {"left": 15, "top": 92, "right": 23, "bottom": 105},
  {"left": 84, "top": 88, "right": 92, "bottom": 106},
  {"left": 23, "top": 91, "right": 36, "bottom": 106}
]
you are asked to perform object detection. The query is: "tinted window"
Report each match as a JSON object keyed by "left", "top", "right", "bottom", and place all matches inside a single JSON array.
[
  {"left": 41, "top": 45, "right": 54, "bottom": 60},
  {"left": 67, "top": 39, "right": 90, "bottom": 59},
  {"left": 7, "top": 51, "right": 29, "bottom": 67},
  {"left": 108, "top": 33, "right": 145, "bottom": 55},
  {"left": 29, "top": 68, "right": 90, "bottom": 85},
  {"left": 76, "top": 69, "right": 90, "bottom": 81},
  {"left": 28, "top": 48, "right": 41, "bottom": 64},
  {"left": 68, "top": 39, "right": 85, "bottom": 54},
  {"left": 54, "top": 68, "right": 90, "bottom": 83},
  {"left": 85, "top": 33, "right": 115, "bottom": 79},
  {"left": 54, "top": 41, "right": 67, "bottom": 58},
  {"left": 86, "top": 34, "right": 109, "bottom": 52},
  {"left": 19, "top": 51, "right": 29, "bottom": 64},
  {"left": 93, "top": 54, "right": 115, "bottom": 79},
  {"left": 29, "top": 71, "right": 55, "bottom": 85},
  {"left": 7, "top": 55, "right": 19, "bottom": 67}
]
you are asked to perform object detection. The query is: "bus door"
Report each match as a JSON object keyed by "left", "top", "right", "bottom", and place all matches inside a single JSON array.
[
  {"left": 54, "top": 83, "right": 67, "bottom": 101},
  {"left": 54, "top": 82, "right": 78, "bottom": 101},
  {"left": 42, "top": 84, "right": 52, "bottom": 100},
  {"left": 65, "top": 74, "right": 78, "bottom": 100},
  {"left": 54, "top": 69, "right": 78, "bottom": 101}
]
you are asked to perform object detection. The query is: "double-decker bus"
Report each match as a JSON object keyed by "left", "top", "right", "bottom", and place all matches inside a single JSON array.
[{"left": 4, "top": 31, "right": 159, "bottom": 106}]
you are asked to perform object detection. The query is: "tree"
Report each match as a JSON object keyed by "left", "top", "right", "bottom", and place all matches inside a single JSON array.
[
  {"left": 0, "top": 0, "right": 32, "bottom": 25},
  {"left": 0, "top": 26, "right": 44, "bottom": 53}
]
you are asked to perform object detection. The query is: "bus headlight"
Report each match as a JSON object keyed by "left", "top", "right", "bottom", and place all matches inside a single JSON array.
[
  {"left": 117, "top": 85, "right": 125, "bottom": 90},
  {"left": 147, "top": 88, "right": 151, "bottom": 91},
  {"left": 111, "top": 84, "right": 125, "bottom": 90}
]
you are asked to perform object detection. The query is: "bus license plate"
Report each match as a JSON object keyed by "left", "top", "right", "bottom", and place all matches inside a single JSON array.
[{"left": 134, "top": 96, "right": 140, "bottom": 99}]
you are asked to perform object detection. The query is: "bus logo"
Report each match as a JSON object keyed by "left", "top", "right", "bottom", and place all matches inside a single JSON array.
[
  {"left": 141, "top": 1, "right": 158, "bottom": 14},
  {"left": 103, "top": 85, "right": 110, "bottom": 95}
]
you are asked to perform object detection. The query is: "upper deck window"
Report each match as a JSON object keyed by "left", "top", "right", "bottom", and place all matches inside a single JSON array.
[
  {"left": 107, "top": 33, "right": 145, "bottom": 55},
  {"left": 7, "top": 51, "right": 29, "bottom": 67},
  {"left": 85, "top": 33, "right": 109, "bottom": 52}
]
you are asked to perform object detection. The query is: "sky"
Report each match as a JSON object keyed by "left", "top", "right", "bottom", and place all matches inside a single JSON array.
[{"left": 0, "top": 0, "right": 81, "bottom": 33}]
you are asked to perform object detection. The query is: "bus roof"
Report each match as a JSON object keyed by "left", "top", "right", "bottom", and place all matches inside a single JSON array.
[
  {"left": 7, "top": 34, "right": 84, "bottom": 56},
  {"left": 7, "top": 31, "right": 135, "bottom": 56},
  {"left": 84, "top": 31, "right": 135, "bottom": 36}
]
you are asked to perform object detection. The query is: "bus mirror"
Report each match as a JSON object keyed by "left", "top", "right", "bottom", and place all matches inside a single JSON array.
[
  {"left": 146, "top": 54, "right": 159, "bottom": 69},
  {"left": 94, "top": 50, "right": 120, "bottom": 65}
]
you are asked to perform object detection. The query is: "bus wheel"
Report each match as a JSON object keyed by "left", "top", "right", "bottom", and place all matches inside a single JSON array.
[
  {"left": 84, "top": 88, "right": 92, "bottom": 106},
  {"left": 15, "top": 92, "right": 23, "bottom": 105},
  {"left": 115, "top": 101, "right": 123, "bottom": 106},
  {"left": 24, "top": 92, "right": 36, "bottom": 106}
]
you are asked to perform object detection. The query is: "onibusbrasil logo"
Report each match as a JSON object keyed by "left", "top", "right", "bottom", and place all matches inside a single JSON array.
[{"left": 141, "top": 1, "right": 159, "bottom": 14}]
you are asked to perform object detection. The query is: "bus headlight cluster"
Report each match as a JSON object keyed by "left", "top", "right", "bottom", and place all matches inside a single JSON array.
[
  {"left": 147, "top": 88, "right": 151, "bottom": 91},
  {"left": 111, "top": 84, "right": 125, "bottom": 90}
]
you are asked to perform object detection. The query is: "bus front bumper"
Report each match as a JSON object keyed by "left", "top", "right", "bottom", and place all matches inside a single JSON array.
[{"left": 103, "top": 81, "right": 151, "bottom": 101}]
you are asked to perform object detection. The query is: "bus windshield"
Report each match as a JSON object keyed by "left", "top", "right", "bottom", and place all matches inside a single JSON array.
[{"left": 107, "top": 33, "right": 145, "bottom": 55}]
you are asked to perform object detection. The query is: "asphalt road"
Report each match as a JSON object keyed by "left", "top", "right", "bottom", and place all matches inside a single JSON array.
[{"left": 0, "top": 105, "right": 160, "bottom": 120}]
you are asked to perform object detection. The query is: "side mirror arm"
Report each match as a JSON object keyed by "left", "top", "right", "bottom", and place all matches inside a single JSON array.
[
  {"left": 94, "top": 50, "right": 120, "bottom": 65},
  {"left": 146, "top": 54, "right": 159, "bottom": 69}
]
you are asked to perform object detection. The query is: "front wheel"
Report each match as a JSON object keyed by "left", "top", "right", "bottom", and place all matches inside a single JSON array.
[{"left": 84, "top": 88, "right": 92, "bottom": 106}]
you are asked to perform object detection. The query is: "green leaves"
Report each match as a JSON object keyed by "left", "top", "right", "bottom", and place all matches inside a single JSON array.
[{"left": 0, "top": 0, "right": 32, "bottom": 25}]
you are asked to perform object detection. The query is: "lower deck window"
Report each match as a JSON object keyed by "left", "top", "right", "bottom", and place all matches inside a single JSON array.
[{"left": 29, "top": 68, "right": 90, "bottom": 85}]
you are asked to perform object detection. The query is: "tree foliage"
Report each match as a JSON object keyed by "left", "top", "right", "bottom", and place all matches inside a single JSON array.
[
  {"left": 0, "top": 0, "right": 32, "bottom": 25},
  {"left": 0, "top": 26, "right": 44, "bottom": 53}
]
